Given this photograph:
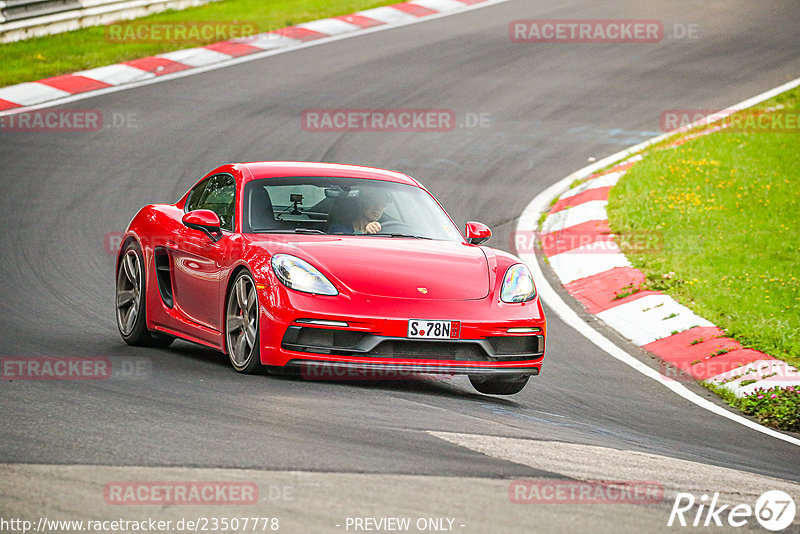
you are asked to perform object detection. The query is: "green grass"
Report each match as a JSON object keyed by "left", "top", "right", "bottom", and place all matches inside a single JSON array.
[
  {"left": 608, "top": 87, "right": 800, "bottom": 369},
  {"left": 707, "top": 383, "right": 800, "bottom": 432},
  {"left": 0, "top": 0, "right": 397, "bottom": 88}
]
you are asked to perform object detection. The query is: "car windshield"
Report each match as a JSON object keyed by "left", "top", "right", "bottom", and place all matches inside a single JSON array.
[{"left": 242, "top": 177, "right": 463, "bottom": 242}]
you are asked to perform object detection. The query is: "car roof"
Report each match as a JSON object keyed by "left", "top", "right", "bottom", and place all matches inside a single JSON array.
[{"left": 233, "top": 162, "right": 420, "bottom": 186}]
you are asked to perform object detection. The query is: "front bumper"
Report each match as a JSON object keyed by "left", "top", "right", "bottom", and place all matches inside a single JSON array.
[
  {"left": 282, "top": 324, "right": 543, "bottom": 360},
  {"left": 257, "top": 297, "right": 544, "bottom": 377}
]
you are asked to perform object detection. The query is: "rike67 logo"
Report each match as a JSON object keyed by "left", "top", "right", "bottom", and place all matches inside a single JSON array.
[{"left": 668, "top": 490, "right": 796, "bottom": 531}]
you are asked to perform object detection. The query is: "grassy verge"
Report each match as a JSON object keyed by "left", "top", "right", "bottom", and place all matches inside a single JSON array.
[
  {"left": 0, "top": 0, "right": 397, "bottom": 88},
  {"left": 606, "top": 87, "right": 800, "bottom": 430},
  {"left": 707, "top": 383, "right": 800, "bottom": 432}
]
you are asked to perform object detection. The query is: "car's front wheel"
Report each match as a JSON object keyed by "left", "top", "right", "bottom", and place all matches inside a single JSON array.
[
  {"left": 225, "top": 271, "right": 264, "bottom": 374},
  {"left": 469, "top": 374, "right": 529, "bottom": 395},
  {"left": 116, "top": 241, "right": 173, "bottom": 347}
]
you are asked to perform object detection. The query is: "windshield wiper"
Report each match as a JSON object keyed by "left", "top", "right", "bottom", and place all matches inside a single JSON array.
[
  {"left": 368, "top": 233, "right": 431, "bottom": 239},
  {"left": 255, "top": 228, "right": 325, "bottom": 234}
]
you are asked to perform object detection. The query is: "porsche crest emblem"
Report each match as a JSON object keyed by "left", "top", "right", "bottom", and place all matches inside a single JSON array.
[{"left": 417, "top": 287, "right": 428, "bottom": 294}]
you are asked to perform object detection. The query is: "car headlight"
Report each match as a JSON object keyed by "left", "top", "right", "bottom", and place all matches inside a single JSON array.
[
  {"left": 271, "top": 254, "right": 338, "bottom": 296},
  {"left": 501, "top": 264, "right": 536, "bottom": 303}
]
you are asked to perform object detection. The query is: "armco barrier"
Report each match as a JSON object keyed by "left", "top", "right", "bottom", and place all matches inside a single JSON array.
[
  {"left": 0, "top": 0, "right": 219, "bottom": 42},
  {"left": 2, "top": 0, "right": 82, "bottom": 24}
]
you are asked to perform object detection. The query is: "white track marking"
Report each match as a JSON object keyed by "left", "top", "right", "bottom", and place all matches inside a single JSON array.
[
  {"left": 707, "top": 359, "right": 800, "bottom": 398},
  {"left": 540, "top": 200, "right": 608, "bottom": 235},
  {"left": 0, "top": 83, "right": 70, "bottom": 105},
  {"left": 596, "top": 293, "right": 714, "bottom": 346},
  {"left": 74, "top": 64, "right": 156, "bottom": 85},
  {"left": 158, "top": 47, "right": 233, "bottom": 67},
  {"left": 356, "top": 6, "right": 418, "bottom": 23},
  {"left": 548, "top": 243, "right": 631, "bottom": 284},
  {"left": 410, "top": 0, "right": 466, "bottom": 11},
  {"left": 559, "top": 170, "right": 624, "bottom": 199},
  {"left": 295, "top": 18, "right": 361, "bottom": 36},
  {"left": 233, "top": 33, "right": 300, "bottom": 50}
]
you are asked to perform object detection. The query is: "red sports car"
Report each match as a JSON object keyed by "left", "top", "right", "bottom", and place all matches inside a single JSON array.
[{"left": 115, "top": 162, "right": 546, "bottom": 394}]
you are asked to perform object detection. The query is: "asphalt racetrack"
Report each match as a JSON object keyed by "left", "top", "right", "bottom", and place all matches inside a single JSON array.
[{"left": 1, "top": 1, "right": 799, "bottom": 532}]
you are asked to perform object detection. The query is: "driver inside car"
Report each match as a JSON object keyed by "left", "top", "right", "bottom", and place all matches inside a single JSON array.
[{"left": 329, "top": 191, "right": 390, "bottom": 234}]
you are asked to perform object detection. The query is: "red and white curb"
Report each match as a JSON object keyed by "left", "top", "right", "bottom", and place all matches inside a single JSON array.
[
  {"left": 536, "top": 153, "right": 800, "bottom": 398},
  {"left": 0, "top": 0, "right": 504, "bottom": 113},
  {"left": 518, "top": 77, "right": 800, "bottom": 404}
]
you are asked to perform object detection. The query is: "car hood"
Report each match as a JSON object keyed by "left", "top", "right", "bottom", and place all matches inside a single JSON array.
[{"left": 259, "top": 237, "right": 490, "bottom": 300}]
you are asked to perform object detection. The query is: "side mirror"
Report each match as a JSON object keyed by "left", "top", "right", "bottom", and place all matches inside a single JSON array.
[
  {"left": 182, "top": 210, "right": 223, "bottom": 242},
  {"left": 465, "top": 221, "right": 491, "bottom": 245}
]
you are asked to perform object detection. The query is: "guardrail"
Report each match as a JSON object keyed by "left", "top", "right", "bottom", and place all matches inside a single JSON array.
[{"left": 0, "top": 0, "right": 217, "bottom": 42}]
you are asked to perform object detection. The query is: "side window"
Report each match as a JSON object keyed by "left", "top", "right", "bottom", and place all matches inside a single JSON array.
[
  {"left": 186, "top": 174, "right": 236, "bottom": 231},
  {"left": 185, "top": 179, "right": 209, "bottom": 213}
]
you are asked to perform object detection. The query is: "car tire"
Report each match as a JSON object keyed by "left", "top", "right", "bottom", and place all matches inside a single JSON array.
[
  {"left": 116, "top": 240, "right": 174, "bottom": 348},
  {"left": 225, "top": 270, "right": 264, "bottom": 374},
  {"left": 469, "top": 374, "right": 529, "bottom": 395}
]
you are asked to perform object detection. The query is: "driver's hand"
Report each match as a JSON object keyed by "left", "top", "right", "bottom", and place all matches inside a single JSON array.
[{"left": 365, "top": 221, "right": 381, "bottom": 234}]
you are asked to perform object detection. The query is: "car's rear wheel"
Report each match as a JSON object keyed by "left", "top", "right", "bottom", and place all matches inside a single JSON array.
[
  {"left": 469, "top": 374, "right": 529, "bottom": 395},
  {"left": 116, "top": 241, "right": 173, "bottom": 347},
  {"left": 225, "top": 271, "right": 263, "bottom": 374}
]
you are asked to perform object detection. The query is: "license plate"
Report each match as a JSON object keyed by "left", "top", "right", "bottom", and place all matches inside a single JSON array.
[{"left": 407, "top": 319, "right": 460, "bottom": 339}]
